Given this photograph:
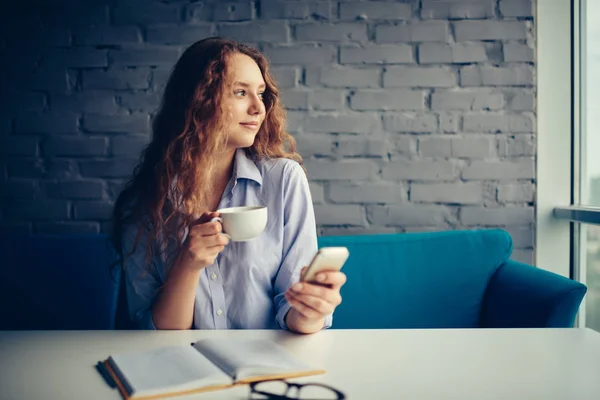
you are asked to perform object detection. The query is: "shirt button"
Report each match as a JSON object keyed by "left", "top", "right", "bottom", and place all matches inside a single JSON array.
[
  {"left": 211, "top": 273, "right": 217, "bottom": 281},
  {"left": 216, "top": 309, "right": 223, "bottom": 316}
]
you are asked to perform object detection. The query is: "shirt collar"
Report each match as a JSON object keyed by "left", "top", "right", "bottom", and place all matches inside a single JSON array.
[{"left": 233, "top": 148, "right": 262, "bottom": 186}]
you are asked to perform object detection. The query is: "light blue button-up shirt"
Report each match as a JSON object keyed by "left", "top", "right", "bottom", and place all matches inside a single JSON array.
[{"left": 122, "top": 149, "right": 333, "bottom": 330}]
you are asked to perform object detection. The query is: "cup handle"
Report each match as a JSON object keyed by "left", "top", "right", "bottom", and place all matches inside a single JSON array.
[{"left": 210, "top": 217, "right": 231, "bottom": 240}]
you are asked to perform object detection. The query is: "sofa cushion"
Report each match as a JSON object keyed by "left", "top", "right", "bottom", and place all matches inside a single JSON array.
[{"left": 317, "top": 229, "right": 513, "bottom": 329}]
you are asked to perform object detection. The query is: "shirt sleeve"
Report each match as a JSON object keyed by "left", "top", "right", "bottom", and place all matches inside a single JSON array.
[
  {"left": 121, "top": 223, "right": 162, "bottom": 330},
  {"left": 273, "top": 161, "right": 333, "bottom": 330}
]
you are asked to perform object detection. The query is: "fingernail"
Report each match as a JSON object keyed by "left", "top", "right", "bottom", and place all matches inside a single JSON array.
[
  {"left": 292, "top": 283, "right": 303, "bottom": 292},
  {"left": 317, "top": 274, "right": 326, "bottom": 282}
]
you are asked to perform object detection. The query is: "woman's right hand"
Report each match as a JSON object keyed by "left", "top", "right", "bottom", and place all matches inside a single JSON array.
[{"left": 178, "top": 212, "right": 229, "bottom": 271}]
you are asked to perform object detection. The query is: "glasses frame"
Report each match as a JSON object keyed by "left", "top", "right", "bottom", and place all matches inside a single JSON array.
[{"left": 248, "top": 379, "right": 346, "bottom": 400}]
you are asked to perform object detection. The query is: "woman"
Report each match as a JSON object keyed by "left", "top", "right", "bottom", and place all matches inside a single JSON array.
[{"left": 110, "top": 37, "right": 346, "bottom": 333}]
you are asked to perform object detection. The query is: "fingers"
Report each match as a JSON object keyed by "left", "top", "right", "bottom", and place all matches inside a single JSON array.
[
  {"left": 285, "top": 292, "right": 337, "bottom": 319},
  {"left": 289, "top": 281, "right": 342, "bottom": 306}
]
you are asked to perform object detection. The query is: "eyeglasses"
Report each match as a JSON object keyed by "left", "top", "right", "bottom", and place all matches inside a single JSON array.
[{"left": 249, "top": 379, "right": 346, "bottom": 400}]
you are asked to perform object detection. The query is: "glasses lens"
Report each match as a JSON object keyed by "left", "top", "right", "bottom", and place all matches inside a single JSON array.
[
  {"left": 298, "top": 384, "right": 340, "bottom": 400},
  {"left": 252, "top": 380, "right": 290, "bottom": 396}
]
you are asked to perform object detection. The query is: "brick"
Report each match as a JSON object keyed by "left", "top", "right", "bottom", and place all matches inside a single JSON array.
[
  {"left": 341, "top": 45, "right": 414, "bottom": 64},
  {"left": 0, "top": 136, "right": 38, "bottom": 157},
  {"left": 285, "top": 111, "right": 306, "bottom": 132},
  {"left": 393, "top": 136, "right": 418, "bottom": 156},
  {"left": 452, "top": 137, "right": 495, "bottom": 159},
  {"left": 44, "top": 48, "right": 108, "bottom": 68},
  {"left": 264, "top": 45, "right": 336, "bottom": 65},
  {"left": 462, "top": 160, "right": 534, "bottom": 180},
  {"left": 34, "top": 222, "right": 100, "bottom": 234},
  {"left": 351, "top": 90, "right": 425, "bottom": 111},
  {"left": 51, "top": 91, "right": 119, "bottom": 114},
  {"left": 3, "top": 200, "right": 70, "bottom": 221},
  {"left": 335, "top": 137, "right": 390, "bottom": 158},
  {"left": 376, "top": 21, "right": 450, "bottom": 43},
  {"left": 383, "top": 114, "right": 437, "bottom": 133},
  {"left": 309, "top": 182, "right": 324, "bottom": 203},
  {"left": 295, "top": 134, "right": 335, "bottom": 157},
  {"left": 384, "top": 67, "right": 457, "bottom": 88},
  {"left": 381, "top": 159, "right": 457, "bottom": 181},
  {"left": 73, "top": 201, "right": 113, "bottom": 220},
  {"left": 505, "top": 90, "right": 534, "bottom": 111},
  {"left": 340, "top": 2, "right": 412, "bottom": 20},
  {"left": 152, "top": 68, "right": 172, "bottom": 92},
  {"left": 16, "top": 113, "right": 79, "bottom": 134},
  {"left": 4, "top": 92, "right": 45, "bottom": 113},
  {"left": 367, "top": 205, "right": 453, "bottom": 226},
  {"left": 422, "top": 0, "right": 495, "bottom": 19},
  {"left": 497, "top": 183, "right": 535, "bottom": 203},
  {"left": 271, "top": 67, "right": 299, "bottom": 88},
  {"left": 314, "top": 205, "right": 366, "bottom": 226},
  {"left": 500, "top": 0, "right": 534, "bottom": 18},
  {"left": 42, "top": 4, "right": 109, "bottom": 27},
  {"left": 505, "top": 225, "right": 534, "bottom": 248},
  {"left": 282, "top": 90, "right": 309, "bottom": 110},
  {"left": 309, "top": 90, "right": 345, "bottom": 111},
  {"left": 305, "top": 66, "right": 380, "bottom": 88},
  {"left": 439, "top": 113, "right": 460, "bottom": 133},
  {"left": 304, "top": 160, "right": 378, "bottom": 180},
  {"left": 23, "top": 69, "right": 69, "bottom": 93},
  {"left": 329, "top": 182, "right": 407, "bottom": 204},
  {"left": 79, "top": 159, "right": 139, "bottom": 179},
  {"left": 461, "top": 66, "right": 534, "bottom": 87},
  {"left": 75, "top": 26, "right": 141, "bottom": 46},
  {"left": 296, "top": 23, "right": 367, "bottom": 42},
  {"left": 432, "top": 89, "right": 503, "bottom": 111},
  {"left": 45, "top": 181, "right": 106, "bottom": 200},
  {"left": 114, "top": 2, "right": 180, "bottom": 25},
  {"left": 419, "top": 136, "right": 452, "bottom": 157},
  {"left": 82, "top": 69, "right": 150, "bottom": 90},
  {"left": 463, "top": 113, "right": 534, "bottom": 133},
  {"left": 7, "top": 159, "right": 78, "bottom": 179},
  {"left": 83, "top": 114, "right": 150, "bottom": 134},
  {"left": 111, "top": 136, "right": 150, "bottom": 158},
  {"left": 218, "top": 22, "right": 288, "bottom": 43},
  {"left": 147, "top": 25, "right": 214, "bottom": 45},
  {"left": 43, "top": 137, "right": 108, "bottom": 157},
  {"left": 0, "top": 118, "right": 11, "bottom": 135},
  {"left": 411, "top": 182, "right": 482, "bottom": 205},
  {"left": 214, "top": 2, "right": 254, "bottom": 21},
  {"left": 0, "top": 222, "right": 32, "bottom": 235},
  {"left": 110, "top": 48, "right": 181, "bottom": 67},
  {"left": 419, "top": 43, "right": 486, "bottom": 64},
  {"left": 454, "top": 21, "right": 528, "bottom": 41},
  {"left": 305, "top": 114, "right": 381, "bottom": 134},
  {"left": 511, "top": 249, "right": 533, "bottom": 264},
  {"left": 498, "top": 135, "right": 535, "bottom": 157},
  {"left": 503, "top": 43, "right": 534, "bottom": 62},
  {"left": 117, "top": 92, "right": 161, "bottom": 113},
  {"left": 0, "top": 180, "right": 38, "bottom": 200},
  {"left": 260, "top": 1, "right": 333, "bottom": 20},
  {"left": 460, "top": 206, "right": 534, "bottom": 226}
]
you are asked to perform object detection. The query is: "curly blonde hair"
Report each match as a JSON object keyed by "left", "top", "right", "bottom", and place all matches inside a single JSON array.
[{"left": 111, "top": 37, "right": 302, "bottom": 271}]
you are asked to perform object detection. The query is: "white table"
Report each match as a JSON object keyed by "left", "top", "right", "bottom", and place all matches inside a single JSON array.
[{"left": 1, "top": 328, "right": 600, "bottom": 400}]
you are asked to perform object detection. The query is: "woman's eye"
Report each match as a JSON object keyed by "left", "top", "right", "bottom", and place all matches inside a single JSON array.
[
  {"left": 235, "top": 90, "right": 246, "bottom": 96},
  {"left": 258, "top": 92, "right": 265, "bottom": 99}
]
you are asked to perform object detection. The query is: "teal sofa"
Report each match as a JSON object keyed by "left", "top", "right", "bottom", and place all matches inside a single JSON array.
[{"left": 0, "top": 229, "right": 587, "bottom": 330}]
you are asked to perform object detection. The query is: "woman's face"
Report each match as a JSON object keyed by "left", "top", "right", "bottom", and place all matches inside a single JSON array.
[{"left": 223, "top": 52, "right": 267, "bottom": 150}]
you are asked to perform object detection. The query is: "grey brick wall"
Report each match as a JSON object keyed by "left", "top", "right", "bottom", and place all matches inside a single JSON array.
[{"left": 0, "top": 0, "right": 535, "bottom": 264}]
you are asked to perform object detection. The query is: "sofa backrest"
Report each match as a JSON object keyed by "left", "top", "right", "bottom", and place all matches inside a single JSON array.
[
  {"left": 317, "top": 229, "right": 513, "bottom": 329},
  {"left": 0, "top": 234, "right": 120, "bottom": 330}
]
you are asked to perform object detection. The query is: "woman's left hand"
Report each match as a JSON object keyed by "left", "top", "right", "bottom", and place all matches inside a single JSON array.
[{"left": 284, "top": 268, "right": 347, "bottom": 322}]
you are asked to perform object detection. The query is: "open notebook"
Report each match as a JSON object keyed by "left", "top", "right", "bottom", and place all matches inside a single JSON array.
[{"left": 98, "top": 338, "right": 325, "bottom": 400}]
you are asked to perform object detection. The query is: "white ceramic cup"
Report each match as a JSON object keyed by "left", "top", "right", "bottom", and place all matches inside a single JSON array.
[{"left": 210, "top": 205, "right": 268, "bottom": 242}]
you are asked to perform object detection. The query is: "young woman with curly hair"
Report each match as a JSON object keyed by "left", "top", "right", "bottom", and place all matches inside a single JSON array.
[{"left": 110, "top": 37, "right": 346, "bottom": 333}]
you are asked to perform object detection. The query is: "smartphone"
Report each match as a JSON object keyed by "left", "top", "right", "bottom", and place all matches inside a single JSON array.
[{"left": 300, "top": 247, "right": 350, "bottom": 283}]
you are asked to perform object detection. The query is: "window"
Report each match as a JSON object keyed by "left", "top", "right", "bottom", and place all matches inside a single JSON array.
[{"left": 550, "top": 0, "right": 600, "bottom": 332}]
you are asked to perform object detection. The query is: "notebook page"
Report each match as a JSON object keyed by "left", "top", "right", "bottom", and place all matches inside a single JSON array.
[
  {"left": 193, "top": 339, "right": 314, "bottom": 381},
  {"left": 109, "top": 345, "right": 231, "bottom": 396}
]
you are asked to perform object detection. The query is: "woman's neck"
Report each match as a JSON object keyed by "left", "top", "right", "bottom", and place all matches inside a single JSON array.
[{"left": 213, "top": 148, "right": 237, "bottom": 187}]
